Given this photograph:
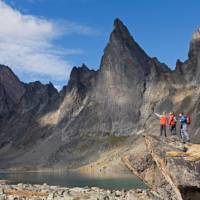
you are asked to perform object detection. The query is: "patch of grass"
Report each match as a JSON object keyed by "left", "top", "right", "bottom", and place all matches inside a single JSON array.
[{"left": 108, "top": 135, "right": 129, "bottom": 145}]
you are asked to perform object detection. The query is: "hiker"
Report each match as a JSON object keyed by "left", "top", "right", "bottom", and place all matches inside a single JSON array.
[
  {"left": 154, "top": 112, "right": 168, "bottom": 137},
  {"left": 168, "top": 112, "right": 177, "bottom": 135},
  {"left": 179, "top": 113, "right": 190, "bottom": 143},
  {"left": 179, "top": 113, "right": 183, "bottom": 138}
]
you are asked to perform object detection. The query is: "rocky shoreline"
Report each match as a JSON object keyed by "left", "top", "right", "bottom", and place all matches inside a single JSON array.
[
  {"left": 0, "top": 135, "right": 200, "bottom": 200},
  {"left": 0, "top": 182, "right": 159, "bottom": 200}
]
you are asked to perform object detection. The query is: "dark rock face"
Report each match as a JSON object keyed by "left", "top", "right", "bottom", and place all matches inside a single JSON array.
[
  {"left": 0, "top": 65, "right": 25, "bottom": 118},
  {"left": 68, "top": 64, "right": 96, "bottom": 92},
  {"left": 0, "top": 80, "right": 59, "bottom": 151},
  {"left": 0, "top": 19, "right": 200, "bottom": 170}
]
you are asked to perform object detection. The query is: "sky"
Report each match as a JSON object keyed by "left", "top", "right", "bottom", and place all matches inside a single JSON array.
[{"left": 1, "top": 0, "right": 200, "bottom": 90}]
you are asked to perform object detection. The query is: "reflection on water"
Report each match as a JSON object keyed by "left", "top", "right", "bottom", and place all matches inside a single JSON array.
[{"left": 0, "top": 171, "right": 147, "bottom": 190}]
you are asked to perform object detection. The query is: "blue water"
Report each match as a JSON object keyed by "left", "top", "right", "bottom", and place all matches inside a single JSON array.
[{"left": 0, "top": 171, "right": 147, "bottom": 190}]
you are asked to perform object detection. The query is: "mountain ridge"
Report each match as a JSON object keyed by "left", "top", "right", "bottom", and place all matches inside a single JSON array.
[{"left": 0, "top": 18, "right": 199, "bottom": 170}]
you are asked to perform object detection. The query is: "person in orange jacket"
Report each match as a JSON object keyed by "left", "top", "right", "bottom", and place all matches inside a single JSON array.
[
  {"left": 154, "top": 112, "right": 168, "bottom": 137},
  {"left": 168, "top": 112, "right": 177, "bottom": 135}
]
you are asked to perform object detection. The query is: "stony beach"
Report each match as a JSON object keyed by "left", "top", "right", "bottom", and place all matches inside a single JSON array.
[{"left": 0, "top": 182, "right": 157, "bottom": 200}]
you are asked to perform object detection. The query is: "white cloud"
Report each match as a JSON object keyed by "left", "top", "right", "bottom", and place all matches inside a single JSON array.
[
  {"left": 0, "top": 1, "right": 96, "bottom": 85},
  {"left": 59, "top": 20, "right": 100, "bottom": 36}
]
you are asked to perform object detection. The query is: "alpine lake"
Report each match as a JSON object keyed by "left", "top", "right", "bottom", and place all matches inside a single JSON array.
[{"left": 0, "top": 170, "right": 147, "bottom": 190}]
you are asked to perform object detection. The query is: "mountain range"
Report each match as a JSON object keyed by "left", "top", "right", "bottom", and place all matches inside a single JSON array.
[{"left": 0, "top": 19, "right": 200, "bottom": 170}]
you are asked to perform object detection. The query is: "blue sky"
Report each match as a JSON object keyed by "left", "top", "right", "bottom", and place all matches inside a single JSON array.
[{"left": 1, "top": 0, "right": 200, "bottom": 89}]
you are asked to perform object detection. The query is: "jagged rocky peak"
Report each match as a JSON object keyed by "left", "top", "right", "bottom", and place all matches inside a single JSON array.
[
  {"left": 191, "top": 27, "right": 200, "bottom": 42},
  {"left": 46, "top": 82, "right": 58, "bottom": 95},
  {"left": 0, "top": 64, "right": 25, "bottom": 103},
  {"left": 174, "top": 59, "right": 184, "bottom": 74},
  {"left": 112, "top": 18, "right": 134, "bottom": 42},
  {"left": 107, "top": 18, "right": 150, "bottom": 58},
  {"left": 18, "top": 81, "right": 59, "bottom": 113},
  {"left": 70, "top": 64, "right": 91, "bottom": 77},
  {"left": 189, "top": 28, "right": 200, "bottom": 56},
  {"left": 173, "top": 28, "right": 200, "bottom": 83},
  {"left": 26, "top": 81, "right": 57, "bottom": 92},
  {"left": 185, "top": 27, "right": 200, "bottom": 82},
  {"left": 24, "top": 81, "right": 58, "bottom": 100},
  {"left": 100, "top": 18, "right": 153, "bottom": 80},
  {"left": 151, "top": 57, "right": 170, "bottom": 73},
  {"left": 68, "top": 63, "right": 96, "bottom": 91}
]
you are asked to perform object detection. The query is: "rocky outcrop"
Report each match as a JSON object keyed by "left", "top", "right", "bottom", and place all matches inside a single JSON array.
[
  {"left": 122, "top": 153, "right": 176, "bottom": 200},
  {"left": 123, "top": 135, "right": 200, "bottom": 200}
]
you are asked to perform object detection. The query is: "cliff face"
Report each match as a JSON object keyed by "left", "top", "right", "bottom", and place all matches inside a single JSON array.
[
  {"left": 94, "top": 18, "right": 170, "bottom": 135},
  {"left": 0, "top": 65, "right": 25, "bottom": 119},
  {"left": 0, "top": 19, "right": 199, "bottom": 170}
]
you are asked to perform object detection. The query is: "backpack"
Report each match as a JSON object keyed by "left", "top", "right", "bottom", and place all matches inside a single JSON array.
[
  {"left": 180, "top": 116, "right": 187, "bottom": 124},
  {"left": 186, "top": 116, "right": 191, "bottom": 125},
  {"left": 169, "top": 115, "right": 176, "bottom": 125}
]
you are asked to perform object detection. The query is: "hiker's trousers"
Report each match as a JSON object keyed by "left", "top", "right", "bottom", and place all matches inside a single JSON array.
[
  {"left": 170, "top": 124, "right": 176, "bottom": 135},
  {"left": 160, "top": 124, "right": 167, "bottom": 137},
  {"left": 181, "top": 124, "right": 189, "bottom": 141}
]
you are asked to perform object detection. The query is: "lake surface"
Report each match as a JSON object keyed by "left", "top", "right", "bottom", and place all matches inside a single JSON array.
[{"left": 0, "top": 171, "right": 147, "bottom": 190}]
